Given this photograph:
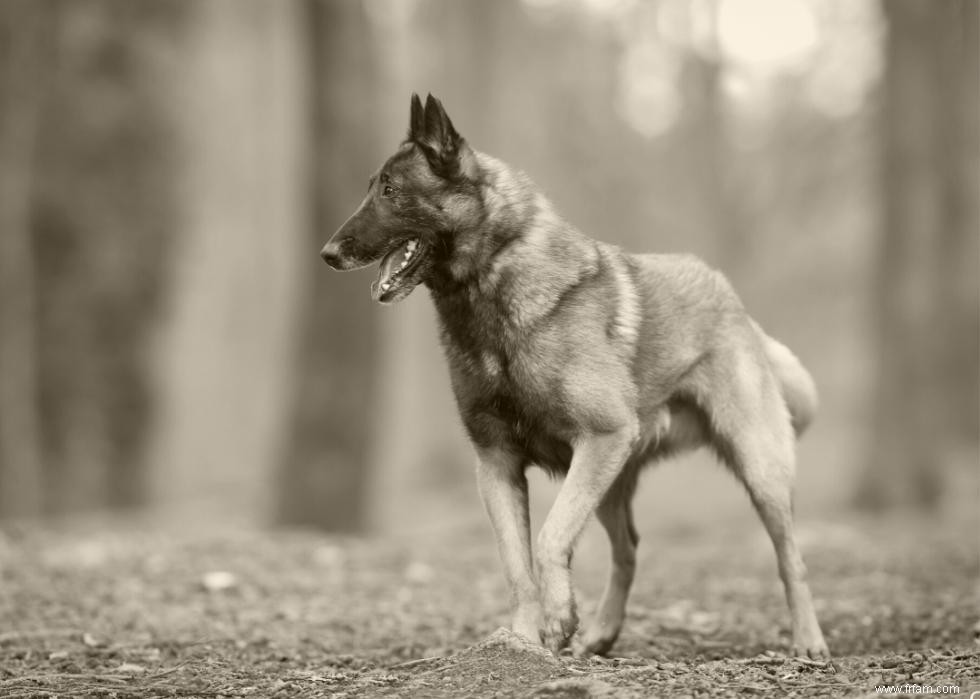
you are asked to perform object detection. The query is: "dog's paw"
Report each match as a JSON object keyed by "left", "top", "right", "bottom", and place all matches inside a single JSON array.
[
  {"left": 573, "top": 627, "right": 620, "bottom": 658},
  {"left": 540, "top": 605, "right": 578, "bottom": 656},
  {"left": 792, "top": 636, "right": 831, "bottom": 660},
  {"left": 537, "top": 561, "right": 578, "bottom": 654}
]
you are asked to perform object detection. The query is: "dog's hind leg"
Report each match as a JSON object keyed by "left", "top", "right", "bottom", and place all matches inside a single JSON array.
[
  {"left": 536, "top": 425, "right": 637, "bottom": 655},
  {"left": 575, "top": 466, "right": 640, "bottom": 657},
  {"left": 476, "top": 445, "right": 541, "bottom": 644},
  {"left": 705, "top": 357, "right": 829, "bottom": 659},
  {"left": 739, "top": 448, "right": 829, "bottom": 659}
]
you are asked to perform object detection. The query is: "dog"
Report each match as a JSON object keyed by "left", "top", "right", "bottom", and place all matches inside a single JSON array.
[{"left": 321, "top": 94, "right": 829, "bottom": 660}]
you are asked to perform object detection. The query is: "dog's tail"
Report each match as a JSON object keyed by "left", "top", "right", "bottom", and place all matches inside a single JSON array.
[{"left": 753, "top": 322, "right": 818, "bottom": 437}]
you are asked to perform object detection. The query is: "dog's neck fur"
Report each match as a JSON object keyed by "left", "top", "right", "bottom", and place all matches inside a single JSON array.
[{"left": 426, "top": 152, "right": 601, "bottom": 349}]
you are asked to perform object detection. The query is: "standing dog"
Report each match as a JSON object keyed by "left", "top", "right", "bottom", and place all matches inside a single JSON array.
[{"left": 321, "top": 94, "right": 829, "bottom": 659}]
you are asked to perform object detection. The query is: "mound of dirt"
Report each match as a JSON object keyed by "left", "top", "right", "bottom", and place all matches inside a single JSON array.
[
  {"left": 463, "top": 628, "right": 557, "bottom": 664},
  {"left": 404, "top": 628, "right": 560, "bottom": 693},
  {"left": 400, "top": 630, "right": 642, "bottom": 698}
]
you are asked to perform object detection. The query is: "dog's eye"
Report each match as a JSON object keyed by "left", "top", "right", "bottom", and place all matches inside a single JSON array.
[{"left": 382, "top": 185, "right": 396, "bottom": 197}]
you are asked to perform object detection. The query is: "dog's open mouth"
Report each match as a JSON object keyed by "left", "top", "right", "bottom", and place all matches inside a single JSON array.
[{"left": 370, "top": 237, "right": 425, "bottom": 303}]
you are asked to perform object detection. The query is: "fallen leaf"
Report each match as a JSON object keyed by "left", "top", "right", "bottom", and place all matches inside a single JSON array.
[{"left": 202, "top": 570, "right": 238, "bottom": 592}]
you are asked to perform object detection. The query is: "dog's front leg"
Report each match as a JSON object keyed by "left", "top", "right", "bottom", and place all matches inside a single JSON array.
[
  {"left": 536, "top": 426, "right": 636, "bottom": 654},
  {"left": 475, "top": 446, "right": 540, "bottom": 643}
]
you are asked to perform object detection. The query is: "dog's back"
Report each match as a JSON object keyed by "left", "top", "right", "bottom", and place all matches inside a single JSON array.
[{"left": 627, "top": 252, "right": 818, "bottom": 442}]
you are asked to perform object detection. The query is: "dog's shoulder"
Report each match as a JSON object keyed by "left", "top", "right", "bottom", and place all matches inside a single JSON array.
[{"left": 629, "top": 252, "right": 743, "bottom": 315}]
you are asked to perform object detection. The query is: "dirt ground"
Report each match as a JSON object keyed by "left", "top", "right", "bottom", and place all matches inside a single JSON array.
[{"left": 0, "top": 511, "right": 976, "bottom": 698}]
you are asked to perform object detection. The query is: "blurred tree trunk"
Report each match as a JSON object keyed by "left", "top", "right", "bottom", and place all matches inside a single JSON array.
[
  {"left": 858, "top": 0, "right": 979, "bottom": 509},
  {"left": 276, "top": 0, "right": 379, "bottom": 531},
  {"left": 932, "top": 1, "right": 979, "bottom": 446},
  {"left": 148, "top": 0, "right": 308, "bottom": 523},
  {"left": 0, "top": 1, "right": 47, "bottom": 518},
  {"left": 668, "top": 0, "right": 752, "bottom": 278},
  {"left": 16, "top": 2, "right": 180, "bottom": 516},
  {"left": 686, "top": 50, "right": 750, "bottom": 280}
]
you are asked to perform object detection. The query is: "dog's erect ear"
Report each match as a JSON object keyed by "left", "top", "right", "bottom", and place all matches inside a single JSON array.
[
  {"left": 408, "top": 93, "right": 425, "bottom": 142},
  {"left": 411, "top": 93, "right": 477, "bottom": 180},
  {"left": 422, "top": 94, "right": 459, "bottom": 153}
]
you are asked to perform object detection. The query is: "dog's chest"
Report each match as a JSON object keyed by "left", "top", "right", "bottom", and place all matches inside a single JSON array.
[
  {"left": 437, "top": 295, "right": 555, "bottom": 400},
  {"left": 464, "top": 360, "right": 573, "bottom": 472},
  {"left": 435, "top": 293, "right": 574, "bottom": 472},
  {"left": 443, "top": 326, "right": 559, "bottom": 410}
]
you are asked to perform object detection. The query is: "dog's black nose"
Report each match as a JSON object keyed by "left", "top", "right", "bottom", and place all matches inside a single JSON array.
[{"left": 320, "top": 241, "right": 343, "bottom": 268}]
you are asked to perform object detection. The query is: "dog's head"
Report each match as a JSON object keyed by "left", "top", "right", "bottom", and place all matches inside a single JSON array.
[{"left": 321, "top": 93, "right": 481, "bottom": 303}]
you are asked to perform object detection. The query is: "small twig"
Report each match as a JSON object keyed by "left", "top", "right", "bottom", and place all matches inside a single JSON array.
[
  {"left": 763, "top": 680, "right": 858, "bottom": 690},
  {"left": 144, "top": 660, "right": 195, "bottom": 680},
  {"left": 388, "top": 655, "right": 445, "bottom": 670},
  {"left": 583, "top": 665, "right": 659, "bottom": 677},
  {"left": 414, "top": 662, "right": 457, "bottom": 678},
  {"left": 0, "top": 672, "right": 130, "bottom": 687},
  {"left": 734, "top": 656, "right": 785, "bottom": 665}
]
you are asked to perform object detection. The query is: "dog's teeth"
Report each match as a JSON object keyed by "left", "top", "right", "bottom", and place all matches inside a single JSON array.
[
  {"left": 404, "top": 250, "right": 412, "bottom": 260},
  {"left": 399, "top": 260, "right": 408, "bottom": 270},
  {"left": 381, "top": 282, "right": 390, "bottom": 292},
  {"left": 406, "top": 240, "right": 417, "bottom": 252}
]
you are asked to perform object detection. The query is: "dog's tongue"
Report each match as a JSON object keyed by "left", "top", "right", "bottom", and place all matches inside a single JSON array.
[{"left": 371, "top": 240, "right": 412, "bottom": 301}]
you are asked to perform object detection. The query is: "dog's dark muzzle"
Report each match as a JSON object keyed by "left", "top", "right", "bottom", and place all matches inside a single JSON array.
[
  {"left": 320, "top": 239, "right": 346, "bottom": 269},
  {"left": 322, "top": 203, "right": 381, "bottom": 270},
  {"left": 320, "top": 235, "right": 372, "bottom": 271}
]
